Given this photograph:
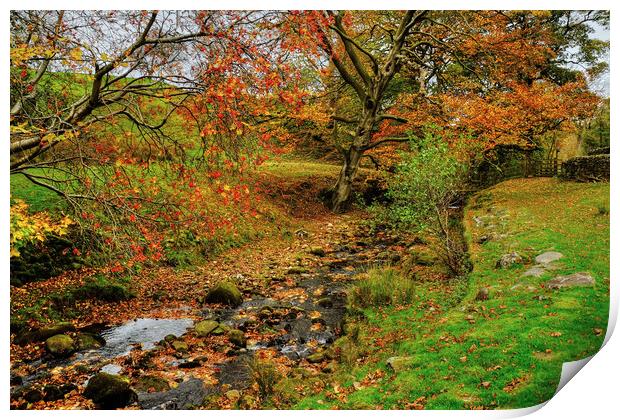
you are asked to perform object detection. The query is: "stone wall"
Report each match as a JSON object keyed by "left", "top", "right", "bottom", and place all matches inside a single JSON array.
[
  {"left": 561, "top": 154, "right": 610, "bottom": 182},
  {"left": 588, "top": 146, "right": 610, "bottom": 156}
]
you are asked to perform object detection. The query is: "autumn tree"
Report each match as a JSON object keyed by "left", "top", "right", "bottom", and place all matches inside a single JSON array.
[
  {"left": 9, "top": 10, "right": 303, "bottom": 266},
  {"left": 286, "top": 10, "right": 608, "bottom": 211}
]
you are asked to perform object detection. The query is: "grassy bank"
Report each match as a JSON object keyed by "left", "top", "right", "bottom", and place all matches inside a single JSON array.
[{"left": 293, "top": 177, "right": 609, "bottom": 409}]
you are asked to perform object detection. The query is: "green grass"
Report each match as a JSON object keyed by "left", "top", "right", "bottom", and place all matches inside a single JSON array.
[
  {"left": 260, "top": 159, "right": 343, "bottom": 178},
  {"left": 292, "top": 178, "right": 609, "bottom": 410},
  {"left": 349, "top": 267, "right": 417, "bottom": 308},
  {"left": 10, "top": 170, "right": 67, "bottom": 213}
]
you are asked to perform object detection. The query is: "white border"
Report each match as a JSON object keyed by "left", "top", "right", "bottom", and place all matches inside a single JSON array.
[{"left": 3, "top": 1, "right": 617, "bottom": 419}]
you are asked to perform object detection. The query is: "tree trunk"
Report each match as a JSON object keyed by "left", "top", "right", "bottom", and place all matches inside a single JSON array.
[{"left": 330, "top": 146, "right": 363, "bottom": 213}]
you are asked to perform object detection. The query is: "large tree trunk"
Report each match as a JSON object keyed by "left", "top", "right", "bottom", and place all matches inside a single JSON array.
[{"left": 330, "top": 146, "right": 363, "bottom": 213}]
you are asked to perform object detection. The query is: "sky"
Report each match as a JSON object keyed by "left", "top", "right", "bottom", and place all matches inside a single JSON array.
[{"left": 590, "top": 22, "right": 610, "bottom": 97}]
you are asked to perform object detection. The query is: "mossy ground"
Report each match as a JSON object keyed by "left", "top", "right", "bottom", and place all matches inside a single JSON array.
[{"left": 292, "top": 178, "right": 609, "bottom": 410}]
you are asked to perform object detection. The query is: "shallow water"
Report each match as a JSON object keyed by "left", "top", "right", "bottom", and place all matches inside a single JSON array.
[{"left": 98, "top": 318, "right": 194, "bottom": 358}]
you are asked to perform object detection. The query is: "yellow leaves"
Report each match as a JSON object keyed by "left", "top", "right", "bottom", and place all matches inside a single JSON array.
[
  {"left": 10, "top": 198, "right": 74, "bottom": 258},
  {"left": 69, "top": 47, "right": 83, "bottom": 61}
]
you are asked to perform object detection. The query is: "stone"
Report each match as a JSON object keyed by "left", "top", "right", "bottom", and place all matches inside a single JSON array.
[
  {"left": 306, "top": 351, "right": 325, "bottom": 363},
  {"left": 74, "top": 333, "right": 105, "bottom": 351},
  {"left": 211, "top": 325, "right": 229, "bottom": 335},
  {"left": 228, "top": 329, "right": 247, "bottom": 348},
  {"left": 546, "top": 272, "right": 595, "bottom": 290},
  {"left": 475, "top": 287, "right": 489, "bottom": 301},
  {"left": 84, "top": 373, "right": 137, "bottom": 409},
  {"left": 171, "top": 340, "right": 189, "bottom": 353},
  {"left": 15, "top": 321, "right": 76, "bottom": 345},
  {"left": 535, "top": 251, "right": 563, "bottom": 265},
  {"left": 205, "top": 281, "right": 243, "bottom": 307},
  {"left": 286, "top": 266, "right": 307, "bottom": 275},
  {"left": 194, "top": 320, "right": 220, "bottom": 337},
  {"left": 164, "top": 334, "right": 177, "bottom": 342},
  {"left": 225, "top": 389, "right": 241, "bottom": 400},
  {"left": 316, "top": 297, "right": 333, "bottom": 308},
  {"left": 496, "top": 252, "right": 523, "bottom": 268},
  {"left": 45, "top": 334, "right": 75, "bottom": 357},
  {"left": 133, "top": 375, "right": 171, "bottom": 393},
  {"left": 178, "top": 359, "right": 201, "bottom": 368},
  {"left": 309, "top": 247, "right": 326, "bottom": 257},
  {"left": 522, "top": 266, "right": 546, "bottom": 278},
  {"left": 138, "top": 377, "right": 213, "bottom": 410},
  {"left": 386, "top": 356, "right": 415, "bottom": 373},
  {"left": 10, "top": 371, "right": 23, "bottom": 386},
  {"left": 43, "top": 384, "right": 76, "bottom": 402}
]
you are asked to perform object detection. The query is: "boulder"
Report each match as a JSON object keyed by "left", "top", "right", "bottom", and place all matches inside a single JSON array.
[
  {"left": 535, "top": 251, "right": 563, "bottom": 265},
  {"left": 74, "top": 333, "right": 105, "bottom": 351},
  {"left": 45, "top": 334, "right": 75, "bottom": 357},
  {"left": 84, "top": 373, "right": 137, "bottom": 409},
  {"left": 43, "top": 384, "right": 76, "bottom": 402},
  {"left": 306, "top": 351, "right": 325, "bottom": 363},
  {"left": 309, "top": 247, "right": 326, "bottom": 257},
  {"left": 138, "top": 377, "right": 213, "bottom": 409},
  {"left": 171, "top": 340, "right": 189, "bottom": 353},
  {"left": 15, "top": 322, "right": 75, "bottom": 345},
  {"left": 133, "top": 375, "right": 171, "bottom": 393},
  {"left": 522, "top": 266, "right": 546, "bottom": 278},
  {"left": 386, "top": 356, "right": 415, "bottom": 373},
  {"left": 496, "top": 252, "right": 523, "bottom": 268},
  {"left": 228, "top": 329, "right": 247, "bottom": 348},
  {"left": 546, "top": 272, "right": 595, "bottom": 289},
  {"left": 194, "top": 320, "right": 220, "bottom": 337},
  {"left": 204, "top": 281, "right": 243, "bottom": 307}
]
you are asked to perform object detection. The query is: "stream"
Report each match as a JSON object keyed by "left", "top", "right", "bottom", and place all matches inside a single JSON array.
[{"left": 12, "top": 230, "right": 400, "bottom": 409}]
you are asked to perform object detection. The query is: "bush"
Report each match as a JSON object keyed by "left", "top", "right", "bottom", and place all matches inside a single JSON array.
[
  {"left": 375, "top": 131, "right": 471, "bottom": 275},
  {"left": 348, "top": 268, "right": 416, "bottom": 308},
  {"left": 246, "top": 357, "right": 281, "bottom": 402}
]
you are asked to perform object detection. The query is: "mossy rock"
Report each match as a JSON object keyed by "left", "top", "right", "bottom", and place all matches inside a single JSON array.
[
  {"left": 45, "top": 334, "right": 75, "bottom": 357},
  {"left": 15, "top": 322, "right": 76, "bottom": 345},
  {"left": 306, "top": 351, "right": 325, "bottom": 363},
  {"left": 211, "top": 324, "right": 229, "bottom": 335},
  {"left": 171, "top": 340, "right": 189, "bottom": 352},
  {"left": 309, "top": 247, "right": 326, "bottom": 257},
  {"left": 286, "top": 266, "right": 308, "bottom": 275},
  {"left": 194, "top": 320, "right": 220, "bottom": 337},
  {"left": 228, "top": 329, "right": 247, "bottom": 348},
  {"left": 75, "top": 333, "right": 106, "bottom": 351},
  {"left": 133, "top": 375, "right": 171, "bottom": 393},
  {"left": 204, "top": 281, "right": 243, "bottom": 306},
  {"left": 83, "top": 373, "right": 136, "bottom": 409},
  {"left": 386, "top": 356, "right": 415, "bottom": 373},
  {"left": 73, "top": 278, "right": 135, "bottom": 302},
  {"left": 43, "top": 384, "right": 77, "bottom": 402}
]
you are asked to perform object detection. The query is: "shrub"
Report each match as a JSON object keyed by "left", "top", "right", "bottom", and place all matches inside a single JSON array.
[
  {"left": 10, "top": 199, "right": 73, "bottom": 258},
  {"left": 348, "top": 268, "right": 416, "bottom": 308},
  {"left": 376, "top": 131, "right": 472, "bottom": 275},
  {"left": 246, "top": 357, "right": 281, "bottom": 402}
]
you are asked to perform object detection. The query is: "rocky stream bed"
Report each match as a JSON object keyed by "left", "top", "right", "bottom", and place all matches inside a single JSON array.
[{"left": 10, "top": 219, "right": 410, "bottom": 409}]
